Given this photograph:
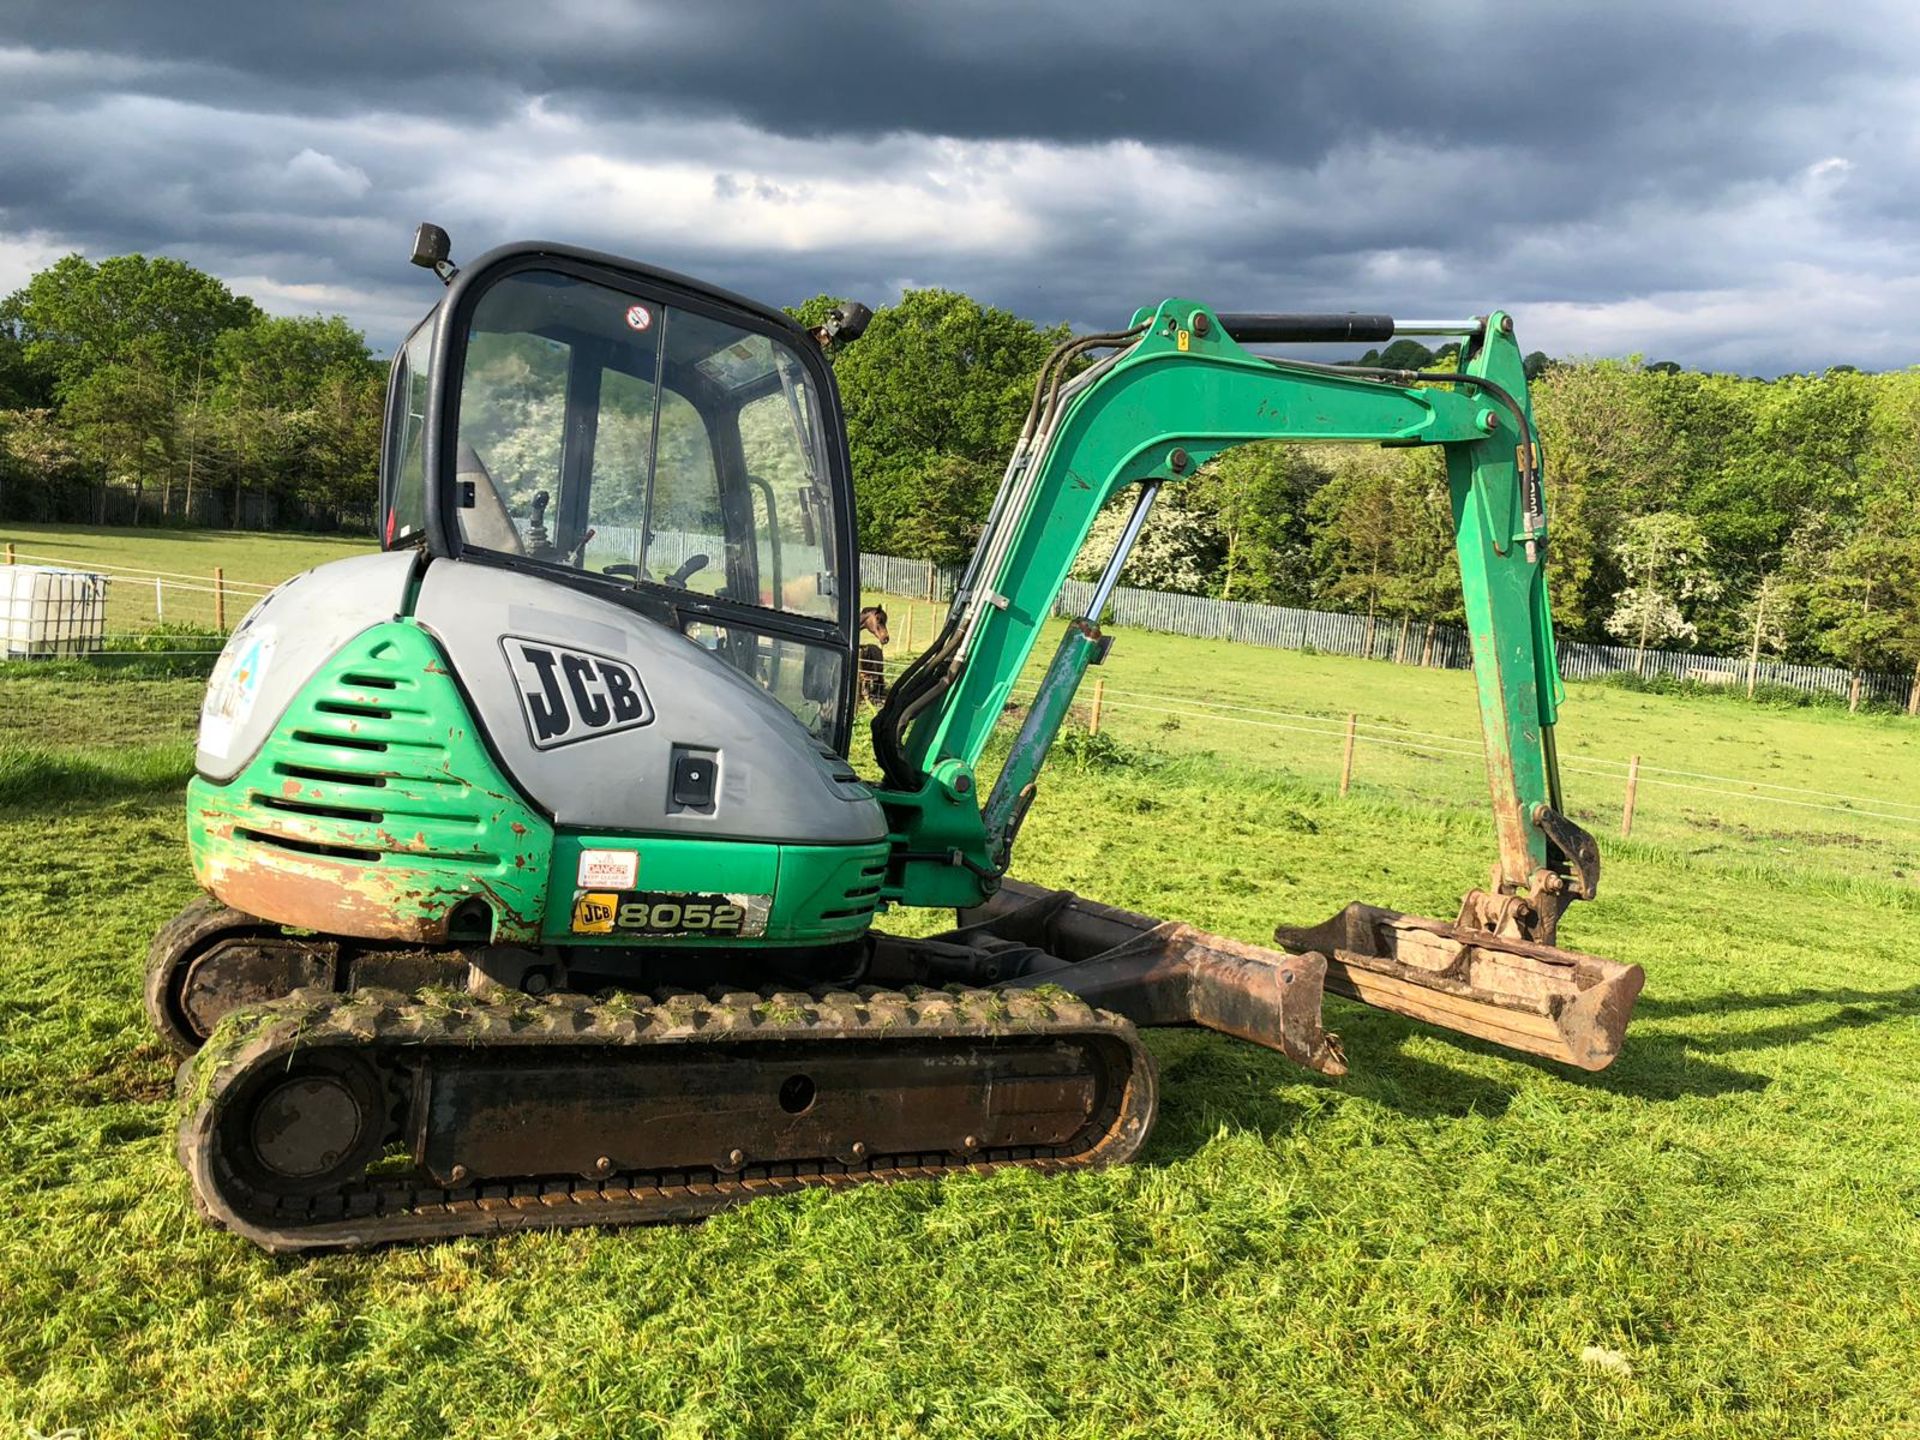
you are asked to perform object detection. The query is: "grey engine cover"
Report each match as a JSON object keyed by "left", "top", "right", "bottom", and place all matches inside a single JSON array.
[{"left": 413, "top": 560, "right": 885, "bottom": 845}]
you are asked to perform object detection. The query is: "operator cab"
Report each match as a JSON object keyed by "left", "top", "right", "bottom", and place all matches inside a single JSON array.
[{"left": 380, "top": 241, "right": 860, "bottom": 750}]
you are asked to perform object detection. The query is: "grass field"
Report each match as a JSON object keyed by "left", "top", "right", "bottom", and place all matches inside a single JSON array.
[
  {"left": 2, "top": 520, "right": 372, "bottom": 638},
  {"left": 3, "top": 526, "right": 1919, "bottom": 1437}
]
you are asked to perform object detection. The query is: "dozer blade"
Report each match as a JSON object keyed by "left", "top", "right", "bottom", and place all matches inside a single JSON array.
[
  {"left": 951, "top": 882, "right": 1348, "bottom": 1076},
  {"left": 1272, "top": 903, "right": 1643, "bottom": 1071}
]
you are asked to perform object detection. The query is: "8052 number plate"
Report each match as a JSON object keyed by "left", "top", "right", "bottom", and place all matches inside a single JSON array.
[{"left": 571, "top": 889, "right": 771, "bottom": 938}]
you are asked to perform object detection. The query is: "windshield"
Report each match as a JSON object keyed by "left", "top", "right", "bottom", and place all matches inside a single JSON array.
[
  {"left": 448, "top": 266, "right": 848, "bottom": 740},
  {"left": 453, "top": 269, "right": 840, "bottom": 623}
]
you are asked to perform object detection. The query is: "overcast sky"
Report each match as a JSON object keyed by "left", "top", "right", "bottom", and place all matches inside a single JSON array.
[{"left": 2, "top": 2, "right": 1916, "bottom": 373}]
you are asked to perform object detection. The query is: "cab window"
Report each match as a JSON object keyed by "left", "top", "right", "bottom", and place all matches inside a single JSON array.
[{"left": 381, "top": 319, "right": 433, "bottom": 546}]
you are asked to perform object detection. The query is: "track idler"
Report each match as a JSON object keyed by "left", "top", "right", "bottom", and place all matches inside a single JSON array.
[{"left": 952, "top": 879, "right": 1641, "bottom": 1073}]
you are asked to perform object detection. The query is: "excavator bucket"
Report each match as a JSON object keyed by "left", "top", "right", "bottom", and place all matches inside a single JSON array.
[
  {"left": 1272, "top": 903, "right": 1643, "bottom": 1071},
  {"left": 949, "top": 880, "right": 1641, "bottom": 1075}
]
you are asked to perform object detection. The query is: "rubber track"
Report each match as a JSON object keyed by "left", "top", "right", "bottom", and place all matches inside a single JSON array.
[{"left": 179, "top": 984, "right": 1158, "bottom": 1252}]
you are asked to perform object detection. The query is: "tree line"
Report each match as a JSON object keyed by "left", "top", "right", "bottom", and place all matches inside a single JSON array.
[
  {"left": 794, "top": 290, "right": 1920, "bottom": 693},
  {"left": 3, "top": 253, "right": 1915, "bottom": 689},
  {"left": 0, "top": 254, "right": 384, "bottom": 530}
]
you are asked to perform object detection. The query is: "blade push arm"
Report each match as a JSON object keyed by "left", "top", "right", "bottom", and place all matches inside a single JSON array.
[{"left": 875, "top": 300, "right": 1591, "bottom": 939}]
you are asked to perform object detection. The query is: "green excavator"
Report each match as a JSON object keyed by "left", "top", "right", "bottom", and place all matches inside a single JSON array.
[{"left": 147, "top": 226, "right": 1642, "bottom": 1251}]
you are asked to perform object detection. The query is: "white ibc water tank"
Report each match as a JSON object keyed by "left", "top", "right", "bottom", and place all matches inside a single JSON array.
[{"left": 0, "top": 564, "right": 110, "bottom": 658}]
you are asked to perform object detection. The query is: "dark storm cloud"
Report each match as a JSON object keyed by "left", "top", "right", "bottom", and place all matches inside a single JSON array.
[{"left": 1, "top": 1, "right": 1915, "bottom": 370}]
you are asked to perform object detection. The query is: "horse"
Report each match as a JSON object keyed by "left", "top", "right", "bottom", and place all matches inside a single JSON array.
[{"left": 858, "top": 605, "right": 890, "bottom": 704}]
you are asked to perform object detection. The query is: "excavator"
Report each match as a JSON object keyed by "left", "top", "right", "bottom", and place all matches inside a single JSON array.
[{"left": 146, "top": 226, "right": 1643, "bottom": 1251}]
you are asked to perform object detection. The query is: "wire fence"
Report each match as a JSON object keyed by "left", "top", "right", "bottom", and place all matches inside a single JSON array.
[
  {"left": 0, "top": 545, "right": 273, "bottom": 655},
  {"left": 0, "top": 538, "right": 1910, "bottom": 884},
  {"left": 7, "top": 535, "right": 1905, "bottom": 712},
  {"left": 858, "top": 595, "right": 1920, "bottom": 886},
  {"left": 851, "top": 552, "right": 1914, "bottom": 709}
]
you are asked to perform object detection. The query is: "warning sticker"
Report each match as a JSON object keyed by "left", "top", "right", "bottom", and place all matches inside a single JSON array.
[
  {"left": 625, "top": 304, "right": 652, "bottom": 332},
  {"left": 576, "top": 848, "right": 639, "bottom": 889}
]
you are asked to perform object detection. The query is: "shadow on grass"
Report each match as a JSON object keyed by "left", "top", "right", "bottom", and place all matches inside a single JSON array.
[
  {"left": 1632, "top": 982, "right": 1920, "bottom": 1057},
  {"left": 1325, "top": 978, "right": 1920, "bottom": 1119},
  {"left": 1141, "top": 980, "right": 1844, "bottom": 1163}
]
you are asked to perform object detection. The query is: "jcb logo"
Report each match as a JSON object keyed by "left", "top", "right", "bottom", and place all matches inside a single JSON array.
[
  {"left": 571, "top": 892, "right": 617, "bottom": 933},
  {"left": 502, "top": 638, "right": 653, "bottom": 750}
]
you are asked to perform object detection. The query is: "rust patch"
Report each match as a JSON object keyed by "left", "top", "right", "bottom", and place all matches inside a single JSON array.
[{"left": 204, "top": 849, "right": 450, "bottom": 943}]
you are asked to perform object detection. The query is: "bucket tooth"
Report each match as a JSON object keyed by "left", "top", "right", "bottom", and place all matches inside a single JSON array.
[{"left": 1272, "top": 903, "right": 1644, "bottom": 1072}]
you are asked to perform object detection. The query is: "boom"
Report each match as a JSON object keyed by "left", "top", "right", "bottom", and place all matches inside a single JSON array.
[{"left": 873, "top": 299, "right": 1595, "bottom": 944}]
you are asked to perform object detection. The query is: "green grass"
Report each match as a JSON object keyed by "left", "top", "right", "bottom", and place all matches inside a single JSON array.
[{"left": 0, "top": 527, "right": 1917, "bottom": 1435}]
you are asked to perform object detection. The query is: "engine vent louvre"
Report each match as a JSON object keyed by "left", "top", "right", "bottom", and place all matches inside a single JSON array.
[
  {"left": 234, "top": 631, "right": 505, "bottom": 869},
  {"left": 809, "top": 846, "right": 891, "bottom": 923}
]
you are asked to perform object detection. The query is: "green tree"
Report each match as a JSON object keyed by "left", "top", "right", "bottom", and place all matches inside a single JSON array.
[
  {"left": 1190, "top": 443, "right": 1329, "bottom": 605},
  {"left": 1686, "top": 370, "right": 1872, "bottom": 648},
  {"left": 60, "top": 340, "right": 177, "bottom": 519},
  {"left": 212, "top": 314, "right": 383, "bottom": 525},
  {"left": 0, "top": 408, "right": 81, "bottom": 518},
  {"left": 0, "top": 308, "right": 48, "bottom": 410},
  {"left": 1307, "top": 446, "right": 1457, "bottom": 646},
  {"left": 823, "top": 288, "right": 1064, "bottom": 556},
  {"left": 1531, "top": 359, "right": 1671, "bottom": 637},
  {"left": 9, "top": 253, "right": 260, "bottom": 395}
]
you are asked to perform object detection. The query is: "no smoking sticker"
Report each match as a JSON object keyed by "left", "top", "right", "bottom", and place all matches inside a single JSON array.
[{"left": 625, "top": 304, "right": 652, "bottom": 332}]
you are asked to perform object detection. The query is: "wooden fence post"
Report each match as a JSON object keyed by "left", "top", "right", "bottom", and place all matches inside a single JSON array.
[
  {"left": 1621, "top": 755, "right": 1641, "bottom": 838},
  {"left": 1089, "top": 678, "right": 1105, "bottom": 735},
  {"left": 4, "top": 543, "right": 13, "bottom": 565},
  {"left": 214, "top": 567, "right": 227, "bottom": 631},
  {"left": 1339, "top": 712, "right": 1357, "bottom": 796}
]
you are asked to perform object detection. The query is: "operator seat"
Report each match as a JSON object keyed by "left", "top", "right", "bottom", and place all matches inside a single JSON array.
[{"left": 456, "top": 440, "right": 527, "bottom": 555}]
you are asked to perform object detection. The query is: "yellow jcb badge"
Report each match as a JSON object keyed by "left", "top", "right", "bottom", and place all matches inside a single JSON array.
[{"left": 571, "top": 892, "right": 618, "bottom": 934}]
